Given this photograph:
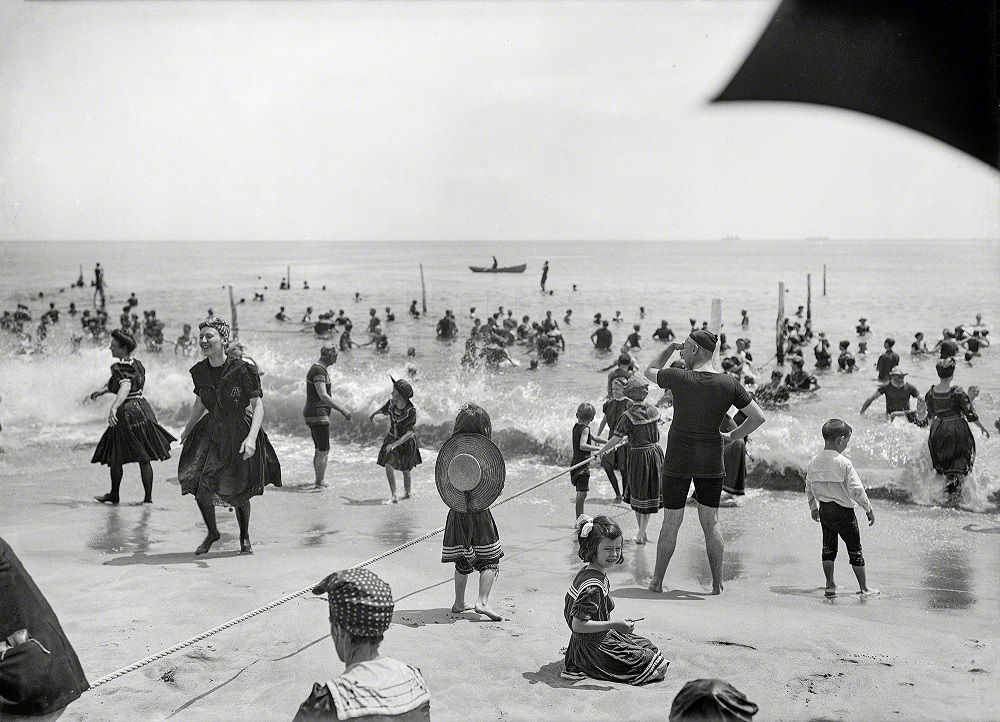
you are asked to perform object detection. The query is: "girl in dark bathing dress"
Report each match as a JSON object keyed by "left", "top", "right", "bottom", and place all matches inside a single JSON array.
[
  {"left": 596, "top": 377, "right": 630, "bottom": 504},
  {"left": 562, "top": 515, "right": 668, "bottom": 685},
  {"left": 595, "top": 377, "right": 664, "bottom": 545},
  {"left": 178, "top": 318, "right": 281, "bottom": 555},
  {"left": 91, "top": 329, "right": 175, "bottom": 504},
  {"left": 370, "top": 377, "right": 421, "bottom": 503},
  {"left": 925, "top": 358, "right": 989, "bottom": 503}
]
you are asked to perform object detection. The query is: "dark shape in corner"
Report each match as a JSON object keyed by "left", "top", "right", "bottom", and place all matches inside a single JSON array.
[{"left": 714, "top": 0, "right": 998, "bottom": 169}]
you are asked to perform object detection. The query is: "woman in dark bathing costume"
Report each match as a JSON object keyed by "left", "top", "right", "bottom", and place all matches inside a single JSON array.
[
  {"left": 91, "top": 329, "right": 175, "bottom": 504},
  {"left": 178, "top": 317, "right": 281, "bottom": 555}
]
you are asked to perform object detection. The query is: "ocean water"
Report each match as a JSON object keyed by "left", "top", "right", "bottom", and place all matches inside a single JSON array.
[{"left": 1, "top": 239, "right": 998, "bottom": 511}]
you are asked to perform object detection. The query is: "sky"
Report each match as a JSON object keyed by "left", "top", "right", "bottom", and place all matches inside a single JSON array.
[{"left": 0, "top": 0, "right": 997, "bottom": 242}]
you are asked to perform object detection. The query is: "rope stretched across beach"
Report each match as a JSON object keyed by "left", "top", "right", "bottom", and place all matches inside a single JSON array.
[{"left": 86, "top": 443, "right": 624, "bottom": 690}]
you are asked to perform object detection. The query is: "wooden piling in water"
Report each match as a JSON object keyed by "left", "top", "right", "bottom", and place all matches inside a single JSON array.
[
  {"left": 807, "top": 274, "right": 812, "bottom": 321},
  {"left": 228, "top": 285, "right": 239, "bottom": 341},
  {"left": 776, "top": 281, "right": 786, "bottom": 366},
  {"left": 420, "top": 264, "right": 427, "bottom": 314},
  {"left": 710, "top": 297, "right": 723, "bottom": 371}
]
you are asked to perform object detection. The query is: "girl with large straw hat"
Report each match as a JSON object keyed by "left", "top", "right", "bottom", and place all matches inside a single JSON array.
[
  {"left": 370, "top": 377, "right": 421, "bottom": 504},
  {"left": 436, "top": 403, "right": 505, "bottom": 621}
]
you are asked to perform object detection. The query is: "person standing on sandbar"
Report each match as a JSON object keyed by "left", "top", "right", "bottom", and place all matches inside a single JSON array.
[{"left": 644, "top": 331, "right": 765, "bottom": 594}]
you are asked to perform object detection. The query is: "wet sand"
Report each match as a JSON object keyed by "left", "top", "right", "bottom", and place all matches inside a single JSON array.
[{"left": 1, "top": 446, "right": 998, "bottom": 721}]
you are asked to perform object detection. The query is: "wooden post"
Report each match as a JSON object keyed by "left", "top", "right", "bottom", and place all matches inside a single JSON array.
[
  {"left": 420, "top": 264, "right": 427, "bottom": 314},
  {"left": 822, "top": 264, "right": 827, "bottom": 296},
  {"left": 228, "top": 285, "right": 239, "bottom": 341},
  {"left": 776, "top": 281, "right": 786, "bottom": 366},
  {"left": 286, "top": 265, "right": 291, "bottom": 289},
  {"left": 709, "top": 297, "right": 723, "bottom": 371},
  {"left": 807, "top": 274, "right": 812, "bottom": 321}
]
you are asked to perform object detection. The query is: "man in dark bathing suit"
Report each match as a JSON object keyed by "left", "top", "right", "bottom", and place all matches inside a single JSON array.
[{"left": 645, "top": 331, "right": 765, "bottom": 595}]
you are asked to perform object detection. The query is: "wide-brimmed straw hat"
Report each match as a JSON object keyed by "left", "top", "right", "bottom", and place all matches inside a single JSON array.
[{"left": 435, "top": 433, "right": 505, "bottom": 512}]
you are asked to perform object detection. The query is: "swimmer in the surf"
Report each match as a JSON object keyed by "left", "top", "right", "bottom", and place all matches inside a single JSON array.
[
  {"left": 275, "top": 306, "right": 289, "bottom": 322},
  {"left": 837, "top": 341, "right": 855, "bottom": 372}
]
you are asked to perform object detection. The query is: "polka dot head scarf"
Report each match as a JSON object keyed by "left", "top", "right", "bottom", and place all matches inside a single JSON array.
[{"left": 312, "top": 568, "right": 394, "bottom": 636}]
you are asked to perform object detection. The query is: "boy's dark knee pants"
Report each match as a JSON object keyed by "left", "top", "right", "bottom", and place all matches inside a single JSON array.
[{"left": 819, "top": 501, "right": 865, "bottom": 566}]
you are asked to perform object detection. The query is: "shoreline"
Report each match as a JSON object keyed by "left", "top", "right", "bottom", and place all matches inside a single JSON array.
[{"left": 2, "top": 446, "right": 998, "bottom": 721}]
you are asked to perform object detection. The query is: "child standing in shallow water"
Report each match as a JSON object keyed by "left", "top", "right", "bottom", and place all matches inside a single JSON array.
[
  {"left": 370, "top": 377, "right": 421, "bottom": 503},
  {"left": 571, "top": 403, "right": 605, "bottom": 519},
  {"left": 562, "top": 515, "right": 668, "bottom": 684},
  {"left": 805, "top": 419, "right": 878, "bottom": 597}
]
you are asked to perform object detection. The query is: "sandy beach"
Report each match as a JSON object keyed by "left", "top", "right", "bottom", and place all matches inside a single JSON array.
[{"left": 2, "top": 443, "right": 997, "bottom": 722}]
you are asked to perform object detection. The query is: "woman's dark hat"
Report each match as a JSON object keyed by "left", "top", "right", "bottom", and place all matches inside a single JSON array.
[
  {"left": 389, "top": 376, "right": 413, "bottom": 400},
  {"left": 669, "top": 678, "right": 758, "bottom": 721},
  {"left": 435, "top": 433, "right": 505, "bottom": 512}
]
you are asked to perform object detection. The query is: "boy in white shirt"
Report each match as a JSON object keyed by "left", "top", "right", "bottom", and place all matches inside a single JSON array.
[{"left": 805, "top": 419, "right": 878, "bottom": 597}]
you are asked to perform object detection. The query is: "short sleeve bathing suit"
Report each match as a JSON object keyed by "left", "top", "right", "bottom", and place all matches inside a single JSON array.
[
  {"left": 655, "top": 368, "right": 752, "bottom": 478},
  {"left": 656, "top": 367, "right": 752, "bottom": 510},
  {"left": 877, "top": 382, "right": 919, "bottom": 414},
  {"left": 303, "top": 363, "right": 332, "bottom": 425}
]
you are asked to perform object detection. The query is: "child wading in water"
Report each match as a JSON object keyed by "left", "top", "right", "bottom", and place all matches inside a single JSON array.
[
  {"left": 370, "top": 377, "right": 421, "bottom": 503},
  {"left": 805, "top": 419, "right": 878, "bottom": 597},
  {"left": 571, "top": 403, "right": 606, "bottom": 519},
  {"left": 562, "top": 515, "right": 668, "bottom": 684},
  {"left": 439, "top": 403, "right": 504, "bottom": 621}
]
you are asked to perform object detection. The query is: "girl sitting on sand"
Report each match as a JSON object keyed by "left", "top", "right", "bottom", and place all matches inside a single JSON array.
[{"left": 562, "top": 514, "right": 668, "bottom": 684}]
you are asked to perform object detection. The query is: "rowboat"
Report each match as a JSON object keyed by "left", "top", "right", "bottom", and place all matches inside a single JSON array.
[{"left": 469, "top": 263, "right": 527, "bottom": 274}]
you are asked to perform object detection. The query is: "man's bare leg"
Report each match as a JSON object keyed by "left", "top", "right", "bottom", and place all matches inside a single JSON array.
[
  {"left": 698, "top": 503, "right": 724, "bottom": 594},
  {"left": 649, "top": 507, "right": 684, "bottom": 591}
]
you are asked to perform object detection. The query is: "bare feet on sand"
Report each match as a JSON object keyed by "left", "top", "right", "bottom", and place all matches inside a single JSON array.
[
  {"left": 383, "top": 497, "right": 399, "bottom": 505},
  {"left": 711, "top": 583, "right": 724, "bottom": 595},
  {"left": 648, "top": 580, "right": 664, "bottom": 593},
  {"left": 858, "top": 589, "right": 880, "bottom": 597},
  {"left": 451, "top": 603, "right": 474, "bottom": 613},
  {"left": 634, "top": 534, "right": 646, "bottom": 545},
  {"left": 474, "top": 604, "right": 503, "bottom": 621},
  {"left": 195, "top": 532, "right": 221, "bottom": 555},
  {"left": 315, "top": 481, "right": 328, "bottom": 489},
  {"left": 401, "top": 492, "right": 411, "bottom": 500},
  {"left": 825, "top": 585, "right": 838, "bottom": 597}
]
